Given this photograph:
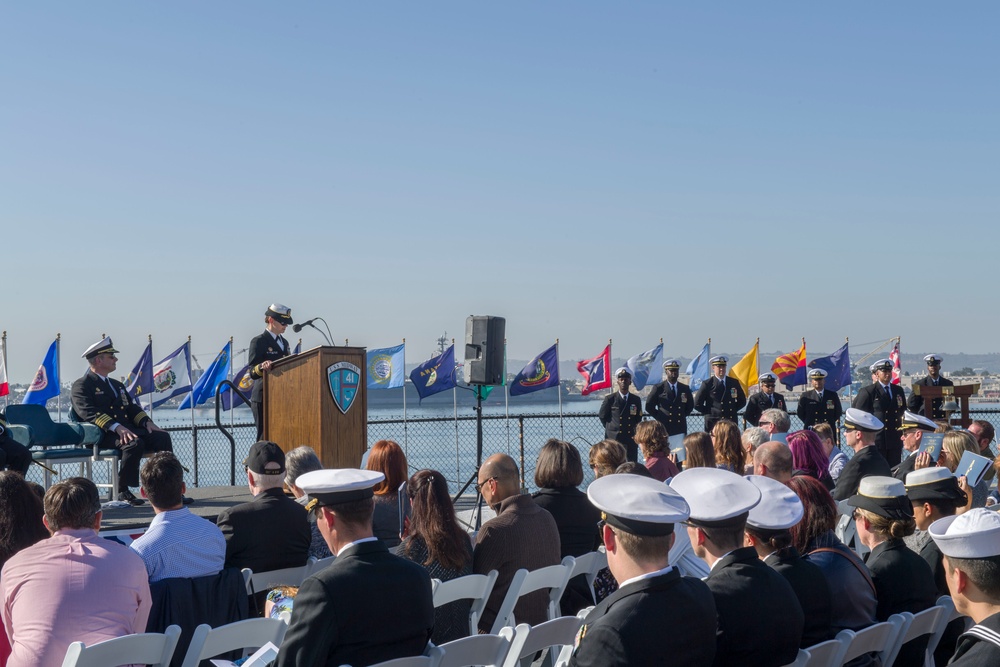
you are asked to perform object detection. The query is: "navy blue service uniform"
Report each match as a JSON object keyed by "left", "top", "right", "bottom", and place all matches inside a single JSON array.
[
  {"left": 852, "top": 382, "right": 907, "bottom": 467},
  {"left": 248, "top": 335, "right": 290, "bottom": 439},
  {"left": 599, "top": 392, "right": 643, "bottom": 462},
  {"left": 907, "top": 375, "right": 954, "bottom": 419},
  {"left": 645, "top": 380, "right": 694, "bottom": 437},
  {"left": 694, "top": 376, "right": 747, "bottom": 432},
  {"left": 797, "top": 388, "right": 844, "bottom": 436},
  {"left": 744, "top": 391, "right": 787, "bottom": 428}
]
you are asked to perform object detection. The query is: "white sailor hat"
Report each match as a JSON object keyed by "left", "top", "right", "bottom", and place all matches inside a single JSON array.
[
  {"left": 265, "top": 303, "right": 293, "bottom": 325},
  {"left": 82, "top": 337, "right": 118, "bottom": 360},
  {"left": 662, "top": 358, "right": 680, "bottom": 370},
  {"left": 929, "top": 508, "right": 1000, "bottom": 559},
  {"left": 746, "top": 475, "right": 804, "bottom": 531},
  {"left": 710, "top": 355, "right": 728, "bottom": 366},
  {"left": 587, "top": 474, "right": 689, "bottom": 536},
  {"left": 615, "top": 367, "right": 631, "bottom": 378},
  {"left": 870, "top": 359, "right": 893, "bottom": 372},
  {"left": 758, "top": 372, "right": 777, "bottom": 384},
  {"left": 808, "top": 368, "right": 828, "bottom": 379},
  {"left": 901, "top": 411, "right": 937, "bottom": 432},
  {"left": 847, "top": 476, "right": 912, "bottom": 520},
  {"left": 670, "top": 467, "right": 761, "bottom": 526},
  {"left": 905, "top": 467, "right": 968, "bottom": 506},
  {"left": 844, "top": 408, "right": 884, "bottom": 433},
  {"left": 924, "top": 354, "right": 943, "bottom": 365},
  {"left": 298, "top": 469, "right": 384, "bottom": 511}
]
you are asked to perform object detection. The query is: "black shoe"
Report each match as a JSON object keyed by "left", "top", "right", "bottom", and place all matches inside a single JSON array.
[
  {"left": 182, "top": 496, "right": 194, "bottom": 505},
  {"left": 118, "top": 490, "right": 146, "bottom": 506}
]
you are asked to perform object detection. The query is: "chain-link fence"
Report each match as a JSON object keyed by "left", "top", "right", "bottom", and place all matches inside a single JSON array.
[{"left": 25, "top": 409, "right": 1000, "bottom": 495}]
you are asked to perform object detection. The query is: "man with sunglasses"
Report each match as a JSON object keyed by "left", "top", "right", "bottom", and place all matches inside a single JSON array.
[
  {"left": 744, "top": 372, "right": 787, "bottom": 428},
  {"left": 71, "top": 337, "right": 176, "bottom": 506},
  {"left": 907, "top": 354, "right": 954, "bottom": 419}
]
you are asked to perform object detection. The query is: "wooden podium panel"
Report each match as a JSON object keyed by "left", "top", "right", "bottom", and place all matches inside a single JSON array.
[{"left": 263, "top": 346, "right": 367, "bottom": 469}]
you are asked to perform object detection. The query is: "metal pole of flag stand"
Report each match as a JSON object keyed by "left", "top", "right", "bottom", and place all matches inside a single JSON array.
[
  {"left": 188, "top": 336, "right": 197, "bottom": 485},
  {"left": 556, "top": 339, "right": 564, "bottom": 440},
  {"left": 56, "top": 333, "right": 62, "bottom": 422},
  {"left": 453, "top": 340, "right": 459, "bottom": 489},
  {"left": 504, "top": 339, "right": 510, "bottom": 456},
  {"left": 402, "top": 338, "right": 408, "bottom": 456},
  {"left": 2, "top": 331, "right": 8, "bottom": 409}
]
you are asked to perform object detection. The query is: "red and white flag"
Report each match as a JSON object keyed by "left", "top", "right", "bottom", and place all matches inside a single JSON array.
[
  {"left": 889, "top": 339, "right": 901, "bottom": 385},
  {"left": 577, "top": 344, "right": 612, "bottom": 396},
  {"left": 0, "top": 336, "right": 8, "bottom": 397}
]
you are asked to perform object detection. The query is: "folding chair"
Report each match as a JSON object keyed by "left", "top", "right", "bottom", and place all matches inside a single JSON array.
[
  {"left": 432, "top": 571, "right": 499, "bottom": 638},
  {"left": 836, "top": 615, "right": 907, "bottom": 666},
  {"left": 927, "top": 596, "right": 958, "bottom": 659},
  {"left": 553, "top": 606, "right": 593, "bottom": 667},
  {"left": 883, "top": 605, "right": 950, "bottom": 667},
  {"left": 489, "top": 562, "right": 574, "bottom": 634},
  {"left": 437, "top": 626, "right": 516, "bottom": 667},
  {"left": 306, "top": 555, "right": 336, "bottom": 577},
  {"left": 241, "top": 564, "right": 310, "bottom": 596},
  {"left": 800, "top": 637, "right": 848, "bottom": 667},
  {"left": 364, "top": 646, "right": 445, "bottom": 667},
  {"left": 180, "top": 618, "right": 288, "bottom": 667},
  {"left": 567, "top": 551, "right": 607, "bottom": 606},
  {"left": 781, "top": 649, "right": 810, "bottom": 667},
  {"left": 61, "top": 625, "right": 182, "bottom": 667},
  {"left": 501, "top": 617, "right": 585, "bottom": 667}
]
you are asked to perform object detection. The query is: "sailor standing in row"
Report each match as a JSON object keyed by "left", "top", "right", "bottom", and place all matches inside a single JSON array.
[
  {"left": 248, "top": 304, "right": 294, "bottom": 440},
  {"left": 743, "top": 372, "right": 786, "bottom": 428},
  {"left": 644, "top": 358, "right": 694, "bottom": 441},
  {"left": 797, "top": 368, "right": 843, "bottom": 438},
  {"left": 598, "top": 368, "right": 643, "bottom": 462},
  {"left": 693, "top": 355, "right": 746, "bottom": 433}
]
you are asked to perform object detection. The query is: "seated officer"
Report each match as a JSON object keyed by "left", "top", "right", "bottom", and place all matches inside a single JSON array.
[
  {"left": 0, "top": 416, "right": 31, "bottom": 475},
  {"left": 70, "top": 338, "right": 179, "bottom": 506},
  {"left": 570, "top": 474, "right": 717, "bottom": 667},
  {"left": 672, "top": 467, "right": 804, "bottom": 667}
]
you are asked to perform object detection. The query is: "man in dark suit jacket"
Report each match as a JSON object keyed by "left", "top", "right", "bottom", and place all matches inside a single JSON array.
[
  {"left": 852, "top": 359, "right": 907, "bottom": 466},
  {"left": 672, "top": 467, "right": 804, "bottom": 667},
  {"left": 645, "top": 358, "right": 694, "bottom": 438},
  {"left": 599, "top": 368, "right": 644, "bottom": 462},
  {"left": 891, "top": 410, "right": 938, "bottom": 481},
  {"left": 247, "top": 304, "right": 293, "bottom": 440},
  {"left": 693, "top": 356, "right": 747, "bottom": 433},
  {"left": 277, "top": 468, "right": 434, "bottom": 667},
  {"left": 571, "top": 474, "right": 717, "bottom": 667},
  {"left": 743, "top": 372, "right": 787, "bottom": 428},
  {"left": 71, "top": 337, "right": 174, "bottom": 505},
  {"left": 907, "top": 353, "right": 954, "bottom": 419},
  {"left": 216, "top": 441, "right": 311, "bottom": 574},
  {"left": 833, "top": 409, "right": 893, "bottom": 501},
  {"left": 797, "top": 368, "right": 844, "bottom": 440}
]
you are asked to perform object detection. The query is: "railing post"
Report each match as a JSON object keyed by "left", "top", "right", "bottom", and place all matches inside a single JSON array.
[{"left": 192, "top": 426, "right": 199, "bottom": 488}]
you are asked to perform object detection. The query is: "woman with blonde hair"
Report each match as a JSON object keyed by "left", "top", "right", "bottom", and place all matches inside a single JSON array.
[
  {"left": 915, "top": 430, "right": 982, "bottom": 509},
  {"left": 588, "top": 440, "right": 626, "bottom": 479},
  {"left": 712, "top": 419, "right": 744, "bottom": 473},
  {"left": 634, "top": 421, "right": 679, "bottom": 482}
]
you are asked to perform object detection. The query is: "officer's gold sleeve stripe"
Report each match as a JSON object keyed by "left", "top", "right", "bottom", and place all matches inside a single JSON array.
[
  {"left": 95, "top": 414, "right": 112, "bottom": 430},
  {"left": 133, "top": 411, "right": 150, "bottom": 426}
]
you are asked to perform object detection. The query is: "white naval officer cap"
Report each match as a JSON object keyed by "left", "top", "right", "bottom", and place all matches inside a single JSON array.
[
  {"left": 808, "top": 368, "right": 828, "bottom": 379},
  {"left": 298, "top": 469, "right": 384, "bottom": 512},
  {"left": 662, "top": 358, "right": 680, "bottom": 370},
  {"left": 265, "top": 303, "right": 294, "bottom": 324},
  {"left": 615, "top": 367, "right": 631, "bottom": 378},
  {"left": 901, "top": 410, "right": 937, "bottom": 432},
  {"left": 670, "top": 467, "right": 761, "bottom": 526},
  {"left": 758, "top": 372, "right": 777, "bottom": 383},
  {"left": 869, "top": 359, "right": 893, "bottom": 372},
  {"left": 587, "top": 474, "right": 689, "bottom": 536},
  {"left": 746, "top": 475, "right": 804, "bottom": 531},
  {"left": 924, "top": 354, "right": 943, "bottom": 364},
  {"left": 844, "top": 408, "right": 884, "bottom": 433},
  {"left": 82, "top": 337, "right": 118, "bottom": 360},
  {"left": 929, "top": 508, "right": 1000, "bottom": 559},
  {"left": 710, "top": 355, "right": 729, "bottom": 366}
]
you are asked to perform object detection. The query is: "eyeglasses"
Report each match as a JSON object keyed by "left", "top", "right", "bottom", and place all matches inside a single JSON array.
[
  {"left": 474, "top": 477, "right": 496, "bottom": 492},
  {"left": 758, "top": 421, "right": 772, "bottom": 426}
]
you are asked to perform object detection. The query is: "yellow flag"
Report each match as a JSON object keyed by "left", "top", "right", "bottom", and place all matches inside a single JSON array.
[{"left": 728, "top": 339, "right": 759, "bottom": 395}]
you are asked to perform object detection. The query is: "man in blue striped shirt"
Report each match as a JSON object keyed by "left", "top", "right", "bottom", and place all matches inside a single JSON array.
[{"left": 129, "top": 452, "right": 225, "bottom": 582}]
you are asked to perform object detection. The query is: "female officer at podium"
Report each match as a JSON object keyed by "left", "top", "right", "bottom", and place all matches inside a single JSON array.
[{"left": 249, "top": 303, "right": 293, "bottom": 440}]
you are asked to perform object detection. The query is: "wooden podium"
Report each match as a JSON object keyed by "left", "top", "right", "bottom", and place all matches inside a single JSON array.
[
  {"left": 262, "top": 346, "right": 367, "bottom": 468},
  {"left": 911, "top": 383, "right": 980, "bottom": 428}
]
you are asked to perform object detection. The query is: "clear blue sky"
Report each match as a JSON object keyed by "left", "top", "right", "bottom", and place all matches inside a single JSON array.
[{"left": 2, "top": 3, "right": 997, "bottom": 382}]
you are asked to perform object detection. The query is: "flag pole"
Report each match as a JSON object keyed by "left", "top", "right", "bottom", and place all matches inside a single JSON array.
[
  {"left": 504, "top": 338, "right": 510, "bottom": 456},
  {"left": 402, "top": 338, "right": 408, "bottom": 455},
  {"left": 229, "top": 336, "right": 235, "bottom": 429},
  {"left": 2, "top": 330, "right": 7, "bottom": 409},
  {"left": 557, "top": 339, "right": 564, "bottom": 440},
  {"left": 56, "top": 333, "right": 62, "bottom": 421},
  {"left": 189, "top": 336, "right": 196, "bottom": 432},
  {"left": 453, "top": 338, "right": 459, "bottom": 486},
  {"left": 147, "top": 334, "right": 154, "bottom": 417}
]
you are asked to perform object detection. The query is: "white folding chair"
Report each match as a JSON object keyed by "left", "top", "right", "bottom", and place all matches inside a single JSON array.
[
  {"left": 884, "top": 604, "right": 950, "bottom": 667},
  {"left": 800, "top": 637, "right": 848, "bottom": 667},
  {"left": 241, "top": 564, "right": 310, "bottom": 595},
  {"left": 61, "top": 625, "right": 182, "bottom": 667},
  {"left": 362, "top": 646, "right": 445, "bottom": 667},
  {"left": 781, "top": 649, "right": 810, "bottom": 667},
  {"left": 306, "top": 555, "right": 336, "bottom": 577},
  {"left": 567, "top": 551, "right": 607, "bottom": 606},
  {"left": 489, "top": 562, "right": 574, "bottom": 634},
  {"left": 180, "top": 618, "right": 288, "bottom": 667},
  {"left": 553, "top": 605, "right": 594, "bottom": 667},
  {"left": 501, "top": 618, "right": 584, "bottom": 667},
  {"left": 836, "top": 615, "right": 906, "bottom": 666},
  {"left": 432, "top": 570, "right": 499, "bottom": 637},
  {"left": 927, "top": 596, "right": 958, "bottom": 659},
  {"left": 437, "top": 626, "right": 515, "bottom": 667}
]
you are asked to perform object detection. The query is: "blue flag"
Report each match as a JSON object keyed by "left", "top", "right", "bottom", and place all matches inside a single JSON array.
[
  {"left": 125, "top": 342, "right": 154, "bottom": 401},
  {"left": 808, "top": 342, "right": 852, "bottom": 393},
  {"left": 509, "top": 344, "right": 560, "bottom": 396},
  {"left": 179, "top": 342, "right": 232, "bottom": 409},
  {"left": 220, "top": 363, "right": 253, "bottom": 411},
  {"left": 409, "top": 344, "right": 456, "bottom": 400},
  {"left": 22, "top": 339, "right": 59, "bottom": 406},
  {"left": 367, "top": 344, "right": 406, "bottom": 390},
  {"left": 293, "top": 340, "right": 302, "bottom": 355},
  {"left": 686, "top": 343, "right": 711, "bottom": 393},
  {"left": 626, "top": 342, "right": 663, "bottom": 391}
]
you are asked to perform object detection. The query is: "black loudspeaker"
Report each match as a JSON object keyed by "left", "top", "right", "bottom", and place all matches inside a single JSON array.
[{"left": 463, "top": 315, "right": 506, "bottom": 385}]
